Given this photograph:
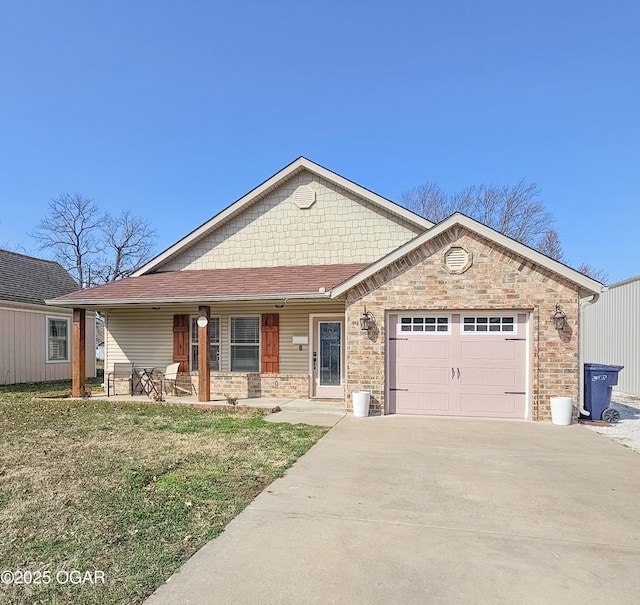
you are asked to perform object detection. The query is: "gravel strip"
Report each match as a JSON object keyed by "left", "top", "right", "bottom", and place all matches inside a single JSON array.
[{"left": 583, "top": 392, "right": 640, "bottom": 454}]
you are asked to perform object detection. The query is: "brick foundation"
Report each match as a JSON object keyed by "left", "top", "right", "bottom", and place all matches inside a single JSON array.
[{"left": 188, "top": 372, "right": 310, "bottom": 399}]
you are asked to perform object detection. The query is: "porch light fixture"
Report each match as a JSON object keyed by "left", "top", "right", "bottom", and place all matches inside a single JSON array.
[
  {"left": 552, "top": 304, "right": 567, "bottom": 330},
  {"left": 359, "top": 306, "right": 374, "bottom": 331}
]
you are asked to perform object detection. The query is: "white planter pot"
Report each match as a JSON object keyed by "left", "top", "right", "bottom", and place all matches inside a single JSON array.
[
  {"left": 550, "top": 396, "right": 573, "bottom": 426},
  {"left": 352, "top": 391, "right": 371, "bottom": 417}
]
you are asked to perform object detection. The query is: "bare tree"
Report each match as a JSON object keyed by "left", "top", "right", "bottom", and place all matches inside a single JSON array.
[
  {"left": 98, "top": 210, "right": 157, "bottom": 282},
  {"left": 401, "top": 182, "right": 451, "bottom": 222},
  {"left": 31, "top": 193, "right": 103, "bottom": 287},
  {"left": 0, "top": 228, "right": 23, "bottom": 253},
  {"left": 31, "top": 194, "right": 157, "bottom": 287},
  {"left": 577, "top": 263, "right": 608, "bottom": 284},
  {"left": 536, "top": 229, "right": 564, "bottom": 261},
  {"left": 402, "top": 179, "right": 610, "bottom": 278},
  {"left": 402, "top": 179, "right": 554, "bottom": 250}
]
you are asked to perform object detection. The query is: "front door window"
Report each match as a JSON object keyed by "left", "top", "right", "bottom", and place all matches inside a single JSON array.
[{"left": 319, "top": 321, "right": 341, "bottom": 386}]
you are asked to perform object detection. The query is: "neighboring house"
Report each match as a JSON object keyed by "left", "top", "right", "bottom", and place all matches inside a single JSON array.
[
  {"left": 0, "top": 249, "right": 96, "bottom": 385},
  {"left": 96, "top": 317, "right": 105, "bottom": 361},
  {"left": 583, "top": 275, "right": 639, "bottom": 396},
  {"left": 50, "top": 158, "right": 602, "bottom": 419}
]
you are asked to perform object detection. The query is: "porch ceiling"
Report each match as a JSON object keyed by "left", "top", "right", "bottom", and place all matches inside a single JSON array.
[{"left": 46, "top": 263, "right": 369, "bottom": 307}]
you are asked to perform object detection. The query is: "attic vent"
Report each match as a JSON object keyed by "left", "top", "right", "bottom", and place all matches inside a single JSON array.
[
  {"left": 293, "top": 185, "right": 316, "bottom": 209},
  {"left": 443, "top": 246, "right": 472, "bottom": 274}
]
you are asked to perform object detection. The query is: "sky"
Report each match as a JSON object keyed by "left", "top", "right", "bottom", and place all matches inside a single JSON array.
[{"left": 0, "top": 0, "right": 638, "bottom": 284}]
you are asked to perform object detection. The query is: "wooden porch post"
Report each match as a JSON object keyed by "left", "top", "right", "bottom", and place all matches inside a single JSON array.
[
  {"left": 72, "top": 308, "right": 86, "bottom": 397},
  {"left": 198, "top": 305, "right": 211, "bottom": 402}
]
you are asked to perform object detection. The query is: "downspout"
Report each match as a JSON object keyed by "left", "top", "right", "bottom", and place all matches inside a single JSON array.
[{"left": 578, "top": 292, "right": 601, "bottom": 416}]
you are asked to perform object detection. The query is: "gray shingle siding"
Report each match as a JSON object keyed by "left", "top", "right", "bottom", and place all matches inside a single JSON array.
[{"left": 0, "top": 249, "right": 78, "bottom": 306}]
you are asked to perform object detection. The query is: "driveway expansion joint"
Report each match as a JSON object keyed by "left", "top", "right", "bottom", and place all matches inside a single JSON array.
[{"left": 247, "top": 506, "right": 640, "bottom": 551}]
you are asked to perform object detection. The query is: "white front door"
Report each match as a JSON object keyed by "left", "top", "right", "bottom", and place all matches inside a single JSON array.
[{"left": 312, "top": 317, "right": 344, "bottom": 398}]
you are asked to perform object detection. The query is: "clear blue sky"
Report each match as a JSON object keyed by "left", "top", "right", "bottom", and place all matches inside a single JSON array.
[{"left": 1, "top": 1, "right": 638, "bottom": 284}]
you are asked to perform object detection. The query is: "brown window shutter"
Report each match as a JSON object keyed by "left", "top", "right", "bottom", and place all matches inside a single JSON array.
[
  {"left": 173, "top": 314, "right": 190, "bottom": 372},
  {"left": 261, "top": 313, "right": 279, "bottom": 373}
]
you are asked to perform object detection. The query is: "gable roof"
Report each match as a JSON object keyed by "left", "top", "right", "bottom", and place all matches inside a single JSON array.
[
  {"left": 49, "top": 263, "right": 368, "bottom": 307},
  {"left": 46, "top": 213, "right": 604, "bottom": 307},
  {"left": 0, "top": 249, "right": 79, "bottom": 306},
  {"left": 331, "top": 213, "right": 603, "bottom": 297},
  {"left": 133, "top": 157, "right": 434, "bottom": 276}
]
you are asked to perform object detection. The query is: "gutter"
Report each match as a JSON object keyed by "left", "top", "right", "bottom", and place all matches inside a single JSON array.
[
  {"left": 578, "top": 291, "right": 602, "bottom": 416},
  {"left": 44, "top": 291, "right": 332, "bottom": 308},
  {"left": 0, "top": 301, "right": 73, "bottom": 314}
]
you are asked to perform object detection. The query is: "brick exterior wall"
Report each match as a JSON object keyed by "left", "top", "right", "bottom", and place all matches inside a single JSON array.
[
  {"left": 189, "top": 372, "right": 310, "bottom": 399},
  {"left": 249, "top": 374, "right": 310, "bottom": 398},
  {"left": 161, "top": 170, "right": 421, "bottom": 271},
  {"left": 344, "top": 227, "right": 580, "bottom": 421}
]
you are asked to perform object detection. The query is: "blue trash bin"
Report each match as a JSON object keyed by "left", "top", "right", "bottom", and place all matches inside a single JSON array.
[{"left": 582, "top": 363, "right": 624, "bottom": 422}]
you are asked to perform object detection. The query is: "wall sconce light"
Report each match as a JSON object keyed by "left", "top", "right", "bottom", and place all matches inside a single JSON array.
[
  {"left": 552, "top": 303, "right": 567, "bottom": 330},
  {"left": 359, "top": 306, "right": 374, "bottom": 331}
]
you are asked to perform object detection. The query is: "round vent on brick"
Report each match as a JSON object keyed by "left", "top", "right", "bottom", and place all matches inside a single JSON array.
[
  {"left": 293, "top": 185, "right": 316, "bottom": 209},
  {"left": 443, "top": 246, "right": 472, "bottom": 274}
]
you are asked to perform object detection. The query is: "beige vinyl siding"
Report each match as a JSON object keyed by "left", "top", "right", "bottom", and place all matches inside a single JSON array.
[
  {"left": 105, "top": 308, "right": 175, "bottom": 372},
  {"left": 104, "top": 300, "right": 345, "bottom": 375},
  {"left": 583, "top": 276, "right": 640, "bottom": 396},
  {"left": 0, "top": 304, "right": 96, "bottom": 385}
]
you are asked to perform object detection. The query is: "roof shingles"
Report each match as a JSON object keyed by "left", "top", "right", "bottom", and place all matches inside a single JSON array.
[
  {"left": 50, "top": 264, "right": 369, "bottom": 305},
  {"left": 0, "top": 249, "right": 78, "bottom": 305}
]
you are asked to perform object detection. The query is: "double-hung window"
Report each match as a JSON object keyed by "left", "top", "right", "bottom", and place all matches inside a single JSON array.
[
  {"left": 47, "top": 316, "right": 70, "bottom": 362},
  {"left": 191, "top": 317, "right": 220, "bottom": 371},
  {"left": 230, "top": 316, "right": 260, "bottom": 372}
]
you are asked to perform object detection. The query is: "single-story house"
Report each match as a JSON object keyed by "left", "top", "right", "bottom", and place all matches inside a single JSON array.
[
  {"left": 583, "top": 274, "right": 639, "bottom": 396},
  {"left": 96, "top": 316, "right": 105, "bottom": 361},
  {"left": 49, "top": 158, "right": 602, "bottom": 419},
  {"left": 0, "top": 249, "right": 96, "bottom": 385}
]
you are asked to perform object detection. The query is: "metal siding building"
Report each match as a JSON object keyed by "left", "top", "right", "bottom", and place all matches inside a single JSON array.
[{"left": 583, "top": 275, "right": 640, "bottom": 396}]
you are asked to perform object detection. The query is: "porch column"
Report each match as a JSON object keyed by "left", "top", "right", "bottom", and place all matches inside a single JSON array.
[
  {"left": 72, "top": 308, "right": 86, "bottom": 397},
  {"left": 198, "top": 305, "right": 211, "bottom": 402}
]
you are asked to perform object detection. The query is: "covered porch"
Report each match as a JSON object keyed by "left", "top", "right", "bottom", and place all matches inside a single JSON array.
[{"left": 48, "top": 264, "right": 367, "bottom": 404}]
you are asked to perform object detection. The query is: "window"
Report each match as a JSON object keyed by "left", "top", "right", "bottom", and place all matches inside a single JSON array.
[
  {"left": 399, "top": 316, "right": 450, "bottom": 333},
  {"left": 47, "top": 317, "right": 69, "bottom": 362},
  {"left": 191, "top": 317, "right": 220, "bottom": 371},
  {"left": 230, "top": 317, "right": 260, "bottom": 372},
  {"left": 462, "top": 316, "right": 516, "bottom": 333}
]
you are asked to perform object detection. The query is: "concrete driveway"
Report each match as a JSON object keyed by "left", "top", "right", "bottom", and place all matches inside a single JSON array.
[{"left": 146, "top": 416, "right": 640, "bottom": 604}]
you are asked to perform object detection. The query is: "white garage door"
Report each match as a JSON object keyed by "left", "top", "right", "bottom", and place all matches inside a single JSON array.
[{"left": 388, "top": 312, "right": 527, "bottom": 418}]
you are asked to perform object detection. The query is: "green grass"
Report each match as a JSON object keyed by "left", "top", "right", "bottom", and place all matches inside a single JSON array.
[{"left": 0, "top": 379, "right": 328, "bottom": 604}]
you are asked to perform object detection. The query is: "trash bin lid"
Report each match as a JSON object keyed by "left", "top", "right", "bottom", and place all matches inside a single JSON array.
[{"left": 584, "top": 363, "right": 624, "bottom": 372}]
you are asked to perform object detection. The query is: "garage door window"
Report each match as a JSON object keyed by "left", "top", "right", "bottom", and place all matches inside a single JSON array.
[
  {"left": 399, "top": 316, "right": 450, "bottom": 334},
  {"left": 462, "top": 316, "right": 516, "bottom": 334}
]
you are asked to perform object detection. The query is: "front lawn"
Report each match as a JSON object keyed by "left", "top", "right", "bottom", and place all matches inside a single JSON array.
[{"left": 0, "top": 380, "right": 328, "bottom": 604}]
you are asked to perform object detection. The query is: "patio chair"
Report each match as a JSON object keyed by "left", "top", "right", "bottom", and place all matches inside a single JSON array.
[
  {"left": 106, "top": 362, "right": 134, "bottom": 396},
  {"left": 158, "top": 362, "right": 194, "bottom": 397}
]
